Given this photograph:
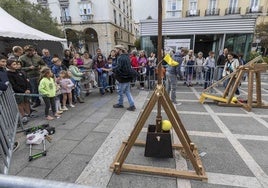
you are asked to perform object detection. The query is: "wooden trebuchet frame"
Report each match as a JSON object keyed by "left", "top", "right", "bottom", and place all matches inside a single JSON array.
[
  {"left": 110, "top": 84, "right": 208, "bottom": 181},
  {"left": 200, "top": 56, "right": 268, "bottom": 111}
]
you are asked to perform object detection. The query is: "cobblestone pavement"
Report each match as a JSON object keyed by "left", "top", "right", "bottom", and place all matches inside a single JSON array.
[{"left": 9, "top": 76, "right": 268, "bottom": 188}]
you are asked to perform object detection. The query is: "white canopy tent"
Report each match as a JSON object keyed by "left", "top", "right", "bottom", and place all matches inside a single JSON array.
[
  {"left": 0, "top": 7, "right": 66, "bottom": 43},
  {"left": 0, "top": 7, "right": 67, "bottom": 55}
]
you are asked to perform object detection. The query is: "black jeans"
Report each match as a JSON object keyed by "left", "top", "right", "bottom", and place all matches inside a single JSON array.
[
  {"left": 204, "top": 70, "right": 212, "bottom": 89},
  {"left": 108, "top": 74, "right": 115, "bottom": 90},
  {"left": 29, "top": 77, "right": 41, "bottom": 104},
  {"left": 42, "top": 96, "right": 56, "bottom": 117}
]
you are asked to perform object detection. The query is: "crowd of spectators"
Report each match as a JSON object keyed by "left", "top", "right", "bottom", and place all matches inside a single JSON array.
[{"left": 0, "top": 45, "right": 246, "bottom": 122}]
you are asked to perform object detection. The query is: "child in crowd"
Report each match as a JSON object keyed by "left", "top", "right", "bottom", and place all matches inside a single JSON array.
[
  {"left": 73, "top": 52, "right": 84, "bottom": 67},
  {"left": 69, "top": 58, "right": 85, "bottom": 103},
  {"left": 204, "top": 51, "right": 216, "bottom": 89},
  {"left": 38, "top": 67, "right": 61, "bottom": 120},
  {"left": 105, "top": 57, "right": 115, "bottom": 93},
  {"left": 94, "top": 55, "right": 108, "bottom": 95},
  {"left": 138, "top": 62, "right": 147, "bottom": 90},
  {"left": 55, "top": 80, "right": 63, "bottom": 114},
  {"left": 146, "top": 61, "right": 155, "bottom": 89},
  {"left": 155, "top": 62, "right": 166, "bottom": 86},
  {"left": 6, "top": 58, "right": 31, "bottom": 124},
  {"left": 186, "top": 55, "right": 195, "bottom": 87},
  {"left": 59, "top": 70, "right": 74, "bottom": 110},
  {"left": 51, "top": 57, "right": 67, "bottom": 78}
]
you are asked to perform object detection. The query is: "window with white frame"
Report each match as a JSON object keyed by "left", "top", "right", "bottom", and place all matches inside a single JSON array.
[
  {"left": 189, "top": 0, "right": 197, "bottom": 10},
  {"left": 166, "top": 0, "right": 182, "bottom": 18},
  {"left": 250, "top": 0, "right": 259, "bottom": 11},
  {"left": 127, "top": 5, "right": 129, "bottom": 16},
  {"left": 79, "top": 3, "right": 91, "bottom": 15},
  {"left": 119, "top": 14, "right": 122, "bottom": 27},
  {"left": 61, "top": 7, "right": 70, "bottom": 18},
  {"left": 208, "top": 0, "right": 217, "bottom": 10},
  {"left": 229, "top": 0, "right": 238, "bottom": 9},
  {"left": 113, "top": 9, "right": 117, "bottom": 24},
  {"left": 189, "top": 0, "right": 197, "bottom": 15},
  {"left": 228, "top": 0, "right": 238, "bottom": 13}
]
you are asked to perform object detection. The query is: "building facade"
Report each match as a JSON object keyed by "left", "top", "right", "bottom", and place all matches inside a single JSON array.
[
  {"left": 33, "top": 0, "right": 135, "bottom": 56},
  {"left": 140, "top": 0, "right": 268, "bottom": 59}
]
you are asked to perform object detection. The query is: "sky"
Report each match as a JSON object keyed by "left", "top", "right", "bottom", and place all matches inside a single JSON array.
[{"left": 132, "top": 0, "right": 158, "bottom": 22}]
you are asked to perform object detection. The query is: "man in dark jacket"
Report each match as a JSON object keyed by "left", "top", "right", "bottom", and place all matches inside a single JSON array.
[
  {"left": 0, "top": 55, "right": 8, "bottom": 91},
  {"left": 113, "top": 45, "right": 136, "bottom": 111},
  {"left": 19, "top": 45, "right": 46, "bottom": 108},
  {"left": 0, "top": 55, "right": 20, "bottom": 151},
  {"left": 217, "top": 48, "right": 228, "bottom": 80}
]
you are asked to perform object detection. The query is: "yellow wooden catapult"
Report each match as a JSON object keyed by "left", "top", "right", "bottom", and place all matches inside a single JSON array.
[
  {"left": 199, "top": 56, "right": 268, "bottom": 111},
  {"left": 110, "top": 0, "right": 207, "bottom": 181}
]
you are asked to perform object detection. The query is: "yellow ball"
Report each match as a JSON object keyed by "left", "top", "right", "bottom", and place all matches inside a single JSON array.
[
  {"left": 231, "top": 96, "right": 238, "bottom": 103},
  {"left": 162, "top": 120, "right": 172, "bottom": 131}
]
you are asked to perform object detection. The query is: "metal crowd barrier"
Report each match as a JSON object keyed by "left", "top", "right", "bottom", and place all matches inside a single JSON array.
[
  {"left": 0, "top": 83, "right": 20, "bottom": 174},
  {"left": 133, "top": 65, "right": 226, "bottom": 90},
  {"left": 81, "top": 65, "right": 227, "bottom": 91},
  {"left": 0, "top": 174, "right": 95, "bottom": 188}
]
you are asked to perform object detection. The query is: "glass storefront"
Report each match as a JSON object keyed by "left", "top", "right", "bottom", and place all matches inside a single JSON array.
[
  {"left": 141, "top": 36, "right": 158, "bottom": 56},
  {"left": 141, "top": 33, "right": 253, "bottom": 60},
  {"left": 225, "top": 33, "right": 253, "bottom": 59}
]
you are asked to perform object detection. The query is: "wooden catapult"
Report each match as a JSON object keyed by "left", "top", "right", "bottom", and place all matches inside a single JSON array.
[
  {"left": 110, "top": 83, "right": 207, "bottom": 181},
  {"left": 199, "top": 56, "right": 268, "bottom": 111},
  {"left": 110, "top": 0, "right": 207, "bottom": 181}
]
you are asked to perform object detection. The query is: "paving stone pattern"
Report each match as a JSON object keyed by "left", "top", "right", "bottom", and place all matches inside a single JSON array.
[{"left": 9, "top": 79, "right": 268, "bottom": 188}]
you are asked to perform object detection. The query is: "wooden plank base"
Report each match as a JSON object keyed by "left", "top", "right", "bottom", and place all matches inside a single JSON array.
[{"left": 111, "top": 163, "right": 208, "bottom": 181}]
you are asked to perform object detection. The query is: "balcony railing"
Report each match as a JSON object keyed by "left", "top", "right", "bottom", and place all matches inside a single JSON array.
[
  {"left": 246, "top": 6, "right": 263, "bottom": 14},
  {"left": 60, "top": 16, "right": 72, "bottom": 24},
  {"left": 37, "top": 0, "right": 48, "bottom": 3},
  {"left": 59, "top": 0, "right": 69, "bottom": 8},
  {"left": 37, "top": 0, "right": 48, "bottom": 6},
  {"left": 80, "top": 14, "right": 94, "bottom": 23},
  {"left": 225, "top": 7, "right": 241, "bottom": 15},
  {"left": 186, "top": 9, "right": 200, "bottom": 17},
  {"left": 205, "top": 8, "right": 220, "bottom": 16},
  {"left": 166, "top": 10, "right": 182, "bottom": 18}
]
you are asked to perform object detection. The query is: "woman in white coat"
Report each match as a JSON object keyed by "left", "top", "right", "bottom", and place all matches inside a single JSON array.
[{"left": 222, "top": 52, "right": 240, "bottom": 95}]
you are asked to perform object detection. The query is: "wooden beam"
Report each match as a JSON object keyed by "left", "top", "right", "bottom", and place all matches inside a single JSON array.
[
  {"left": 114, "top": 163, "right": 208, "bottom": 181},
  {"left": 128, "top": 139, "right": 184, "bottom": 150}
]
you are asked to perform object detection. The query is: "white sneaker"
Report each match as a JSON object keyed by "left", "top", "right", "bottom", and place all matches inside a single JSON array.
[
  {"left": 62, "top": 106, "right": 68, "bottom": 111},
  {"left": 57, "top": 110, "right": 63, "bottom": 114},
  {"left": 172, "top": 101, "right": 182, "bottom": 106},
  {"left": 70, "top": 104, "right": 75, "bottom": 108},
  {"left": 22, "top": 116, "right": 28, "bottom": 124}
]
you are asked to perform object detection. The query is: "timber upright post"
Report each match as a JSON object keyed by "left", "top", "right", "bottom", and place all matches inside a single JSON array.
[
  {"left": 110, "top": 0, "right": 207, "bottom": 181},
  {"left": 156, "top": 0, "right": 163, "bottom": 132}
]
